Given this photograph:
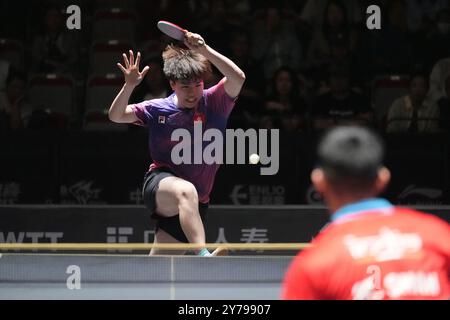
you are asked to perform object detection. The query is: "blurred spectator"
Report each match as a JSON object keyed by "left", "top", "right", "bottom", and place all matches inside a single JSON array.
[
  {"left": 0, "top": 0, "right": 33, "bottom": 41},
  {"left": 223, "top": 0, "right": 252, "bottom": 26},
  {"left": 197, "top": 0, "right": 238, "bottom": 54},
  {"left": 130, "top": 59, "right": 170, "bottom": 103},
  {"left": 136, "top": 0, "right": 202, "bottom": 39},
  {"left": 139, "top": 33, "right": 175, "bottom": 63},
  {"left": 363, "top": 0, "right": 415, "bottom": 75},
  {"left": 0, "top": 69, "right": 32, "bottom": 131},
  {"left": 326, "top": 35, "right": 361, "bottom": 85},
  {"left": 261, "top": 67, "right": 307, "bottom": 132},
  {"left": 425, "top": 9, "right": 450, "bottom": 68},
  {"left": 311, "top": 64, "right": 372, "bottom": 130},
  {"left": 427, "top": 58, "right": 450, "bottom": 108},
  {"left": 135, "top": 0, "right": 163, "bottom": 43},
  {"left": 407, "top": 0, "right": 449, "bottom": 33},
  {"left": 438, "top": 74, "right": 450, "bottom": 131},
  {"left": 386, "top": 73, "right": 440, "bottom": 133},
  {"left": 252, "top": 3, "right": 302, "bottom": 79},
  {"left": 226, "top": 31, "right": 265, "bottom": 129},
  {"left": 31, "top": 3, "right": 79, "bottom": 75},
  {"left": 300, "top": 0, "right": 362, "bottom": 28},
  {"left": 0, "top": 59, "right": 10, "bottom": 92},
  {"left": 306, "top": 0, "right": 359, "bottom": 78}
]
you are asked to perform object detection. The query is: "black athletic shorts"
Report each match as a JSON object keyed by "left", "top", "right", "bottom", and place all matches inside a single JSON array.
[{"left": 142, "top": 167, "right": 208, "bottom": 243}]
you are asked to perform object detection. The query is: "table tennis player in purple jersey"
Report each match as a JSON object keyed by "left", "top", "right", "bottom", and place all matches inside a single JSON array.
[{"left": 108, "top": 31, "right": 245, "bottom": 256}]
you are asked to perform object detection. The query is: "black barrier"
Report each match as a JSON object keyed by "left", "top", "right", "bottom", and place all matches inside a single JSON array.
[
  {"left": 210, "top": 133, "right": 303, "bottom": 205},
  {"left": 0, "top": 132, "right": 58, "bottom": 204},
  {"left": 0, "top": 205, "right": 329, "bottom": 255},
  {"left": 0, "top": 205, "right": 449, "bottom": 255},
  {"left": 1, "top": 132, "right": 450, "bottom": 204},
  {"left": 383, "top": 134, "right": 450, "bottom": 205},
  {"left": 58, "top": 131, "right": 150, "bottom": 205}
]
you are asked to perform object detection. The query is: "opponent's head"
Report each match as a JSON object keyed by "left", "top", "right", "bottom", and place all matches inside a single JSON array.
[
  {"left": 311, "top": 126, "right": 390, "bottom": 209},
  {"left": 162, "top": 45, "right": 212, "bottom": 109}
]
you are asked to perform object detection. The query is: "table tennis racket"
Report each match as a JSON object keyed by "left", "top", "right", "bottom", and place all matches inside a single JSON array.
[{"left": 157, "top": 20, "right": 204, "bottom": 46}]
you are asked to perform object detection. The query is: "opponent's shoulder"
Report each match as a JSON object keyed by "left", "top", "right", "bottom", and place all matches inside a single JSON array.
[
  {"left": 395, "top": 207, "right": 449, "bottom": 226},
  {"left": 388, "top": 207, "right": 450, "bottom": 243}
]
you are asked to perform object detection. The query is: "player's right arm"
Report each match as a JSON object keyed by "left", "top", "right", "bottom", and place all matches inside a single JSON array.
[{"left": 108, "top": 50, "right": 149, "bottom": 123}]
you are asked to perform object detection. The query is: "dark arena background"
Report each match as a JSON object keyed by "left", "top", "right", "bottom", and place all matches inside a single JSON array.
[{"left": 0, "top": 0, "right": 449, "bottom": 303}]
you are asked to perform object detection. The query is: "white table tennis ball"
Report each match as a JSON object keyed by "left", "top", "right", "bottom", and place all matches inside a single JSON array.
[{"left": 249, "top": 153, "right": 260, "bottom": 164}]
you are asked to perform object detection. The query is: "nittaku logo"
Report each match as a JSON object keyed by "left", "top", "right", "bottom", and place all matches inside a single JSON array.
[{"left": 171, "top": 122, "right": 279, "bottom": 175}]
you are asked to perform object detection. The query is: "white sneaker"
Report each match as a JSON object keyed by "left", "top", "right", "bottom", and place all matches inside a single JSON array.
[{"left": 210, "top": 247, "right": 228, "bottom": 256}]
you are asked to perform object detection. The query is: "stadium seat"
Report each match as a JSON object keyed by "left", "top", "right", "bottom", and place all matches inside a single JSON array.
[
  {"left": 84, "top": 74, "right": 128, "bottom": 131},
  {"left": 29, "top": 74, "right": 75, "bottom": 118},
  {"left": 93, "top": 0, "right": 136, "bottom": 10},
  {"left": 89, "top": 40, "right": 134, "bottom": 75},
  {"left": 92, "top": 9, "right": 136, "bottom": 42},
  {"left": 372, "top": 75, "right": 410, "bottom": 124}
]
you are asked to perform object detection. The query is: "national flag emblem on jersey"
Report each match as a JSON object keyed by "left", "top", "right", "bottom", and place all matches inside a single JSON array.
[
  {"left": 193, "top": 112, "right": 205, "bottom": 123},
  {"left": 158, "top": 115, "right": 166, "bottom": 124}
]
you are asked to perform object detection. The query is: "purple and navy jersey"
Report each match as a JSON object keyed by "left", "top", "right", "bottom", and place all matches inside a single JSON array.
[{"left": 131, "top": 78, "right": 236, "bottom": 203}]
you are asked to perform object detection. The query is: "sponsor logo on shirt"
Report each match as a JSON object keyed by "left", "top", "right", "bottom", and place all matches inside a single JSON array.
[
  {"left": 158, "top": 115, "right": 166, "bottom": 124},
  {"left": 352, "top": 271, "right": 441, "bottom": 300},
  {"left": 343, "top": 227, "right": 422, "bottom": 262}
]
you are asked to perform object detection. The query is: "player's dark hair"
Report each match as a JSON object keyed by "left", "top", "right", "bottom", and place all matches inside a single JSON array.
[
  {"left": 317, "top": 126, "right": 385, "bottom": 192},
  {"left": 162, "top": 45, "right": 211, "bottom": 82}
]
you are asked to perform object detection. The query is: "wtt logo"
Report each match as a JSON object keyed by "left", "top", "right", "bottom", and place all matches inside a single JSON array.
[{"left": 0, "top": 232, "right": 64, "bottom": 251}]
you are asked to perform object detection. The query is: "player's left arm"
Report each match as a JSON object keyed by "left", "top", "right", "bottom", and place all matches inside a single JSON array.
[{"left": 184, "top": 32, "right": 246, "bottom": 99}]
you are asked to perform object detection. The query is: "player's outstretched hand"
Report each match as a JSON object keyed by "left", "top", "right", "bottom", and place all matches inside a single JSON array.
[{"left": 117, "top": 50, "right": 150, "bottom": 87}]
